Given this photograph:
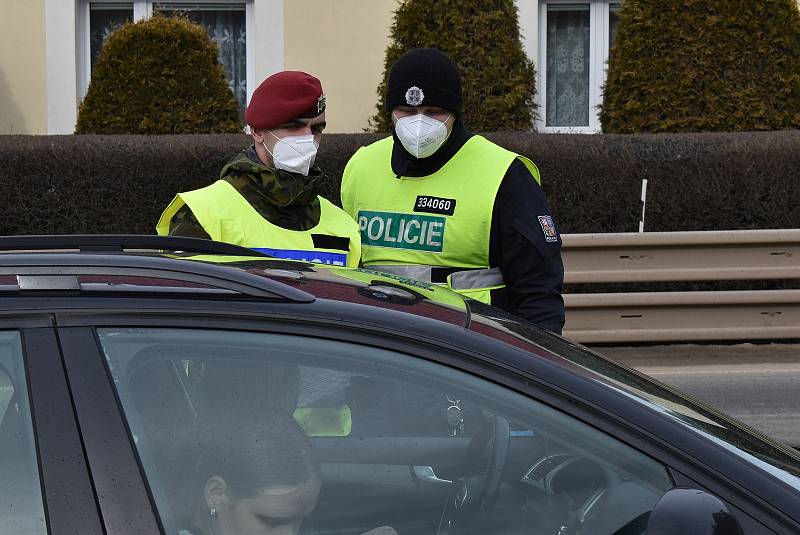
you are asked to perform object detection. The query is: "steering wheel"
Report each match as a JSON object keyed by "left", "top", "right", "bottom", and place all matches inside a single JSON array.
[{"left": 436, "top": 414, "right": 510, "bottom": 535}]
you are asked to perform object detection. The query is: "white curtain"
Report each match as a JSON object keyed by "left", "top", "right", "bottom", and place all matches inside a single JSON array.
[
  {"left": 609, "top": 4, "right": 621, "bottom": 50},
  {"left": 546, "top": 6, "right": 590, "bottom": 127},
  {"left": 89, "top": 4, "right": 134, "bottom": 68},
  {"left": 158, "top": 6, "right": 248, "bottom": 114}
]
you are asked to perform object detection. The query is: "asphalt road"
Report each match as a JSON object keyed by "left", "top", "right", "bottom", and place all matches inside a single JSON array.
[{"left": 591, "top": 344, "right": 800, "bottom": 447}]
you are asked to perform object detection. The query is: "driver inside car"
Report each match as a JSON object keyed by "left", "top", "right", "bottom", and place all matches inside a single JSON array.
[
  {"left": 178, "top": 411, "right": 319, "bottom": 535},
  {"left": 177, "top": 410, "right": 396, "bottom": 535}
]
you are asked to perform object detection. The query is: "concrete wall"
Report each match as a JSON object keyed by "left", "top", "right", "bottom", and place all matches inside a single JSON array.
[
  {"left": 0, "top": 0, "right": 47, "bottom": 134},
  {"left": 283, "top": 0, "right": 396, "bottom": 133}
]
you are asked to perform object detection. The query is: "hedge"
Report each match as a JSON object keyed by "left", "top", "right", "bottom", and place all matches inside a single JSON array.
[{"left": 0, "top": 131, "right": 799, "bottom": 237}]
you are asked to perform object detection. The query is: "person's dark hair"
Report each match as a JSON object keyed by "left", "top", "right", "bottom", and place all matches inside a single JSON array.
[{"left": 192, "top": 408, "right": 319, "bottom": 498}]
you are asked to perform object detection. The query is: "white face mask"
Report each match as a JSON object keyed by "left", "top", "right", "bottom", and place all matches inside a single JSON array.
[
  {"left": 393, "top": 113, "right": 451, "bottom": 159},
  {"left": 263, "top": 131, "right": 319, "bottom": 175}
]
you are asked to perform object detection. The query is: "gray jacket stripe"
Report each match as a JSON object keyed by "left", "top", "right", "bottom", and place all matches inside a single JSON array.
[{"left": 367, "top": 265, "right": 504, "bottom": 290}]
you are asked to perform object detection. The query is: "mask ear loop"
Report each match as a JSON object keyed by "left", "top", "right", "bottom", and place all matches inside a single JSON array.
[
  {"left": 258, "top": 129, "right": 278, "bottom": 160},
  {"left": 261, "top": 140, "right": 275, "bottom": 159},
  {"left": 438, "top": 113, "right": 454, "bottom": 146},
  {"left": 267, "top": 130, "right": 311, "bottom": 158},
  {"left": 263, "top": 129, "right": 302, "bottom": 165}
]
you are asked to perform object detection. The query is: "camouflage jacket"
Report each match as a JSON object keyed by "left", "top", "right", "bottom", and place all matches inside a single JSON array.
[{"left": 168, "top": 146, "right": 326, "bottom": 238}]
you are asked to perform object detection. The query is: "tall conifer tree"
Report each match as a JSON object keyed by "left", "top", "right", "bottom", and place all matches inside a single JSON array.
[
  {"left": 371, "top": 0, "right": 536, "bottom": 132},
  {"left": 601, "top": 0, "right": 800, "bottom": 133}
]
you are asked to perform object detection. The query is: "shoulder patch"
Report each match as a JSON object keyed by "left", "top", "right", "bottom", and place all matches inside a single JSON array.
[{"left": 537, "top": 215, "right": 559, "bottom": 243}]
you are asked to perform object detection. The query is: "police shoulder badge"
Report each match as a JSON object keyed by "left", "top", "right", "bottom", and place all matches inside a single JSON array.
[
  {"left": 405, "top": 86, "right": 424, "bottom": 106},
  {"left": 537, "top": 215, "right": 559, "bottom": 243}
]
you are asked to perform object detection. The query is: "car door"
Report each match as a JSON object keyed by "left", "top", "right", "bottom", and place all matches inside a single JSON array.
[
  {"left": 59, "top": 316, "right": 670, "bottom": 535},
  {"left": 0, "top": 322, "right": 108, "bottom": 535},
  {"left": 52, "top": 314, "right": 792, "bottom": 535},
  {"left": 0, "top": 327, "right": 52, "bottom": 535}
]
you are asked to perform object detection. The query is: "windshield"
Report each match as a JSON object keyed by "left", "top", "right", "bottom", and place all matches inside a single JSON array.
[{"left": 471, "top": 313, "right": 800, "bottom": 489}]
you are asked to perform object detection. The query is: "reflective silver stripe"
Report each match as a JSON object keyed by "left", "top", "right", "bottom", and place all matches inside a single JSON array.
[
  {"left": 367, "top": 264, "right": 436, "bottom": 282},
  {"left": 367, "top": 265, "right": 504, "bottom": 290},
  {"left": 449, "top": 267, "right": 504, "bottom": 290}
]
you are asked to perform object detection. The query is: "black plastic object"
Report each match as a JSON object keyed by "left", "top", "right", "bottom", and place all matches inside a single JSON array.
[
  {"left": 357, "top": 281, "right": 422, "bottom": 306},
  {"left": 647, "top": 488, "right": 744, "bottom": 535}
]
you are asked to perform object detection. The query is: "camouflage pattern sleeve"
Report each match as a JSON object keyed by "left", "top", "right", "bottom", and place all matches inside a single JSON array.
[{"left": 168, "top": 205, "right": 212, "bottom": 240}]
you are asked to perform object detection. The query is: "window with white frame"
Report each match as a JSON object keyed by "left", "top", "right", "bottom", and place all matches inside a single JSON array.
[
  {"left": 537, "top": 0, "right": 621, "bottom": 132},
  {"left": 80, "top": 1, "right": 251, "bottom": 112},
  {"left": 88, "top": 3, "right": 134, "bottom": 69}
]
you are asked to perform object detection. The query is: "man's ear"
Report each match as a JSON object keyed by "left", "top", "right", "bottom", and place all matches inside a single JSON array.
[
  {"left": 205, "top": 475, "right": 231, "bottom": 509},
  {"left": 251, "top": 128, "right": 266, "bottom": 144}
]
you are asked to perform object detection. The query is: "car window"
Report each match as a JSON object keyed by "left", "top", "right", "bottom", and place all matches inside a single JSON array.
[
  {"left": 98, "top": 328, "right": 674, "bottom": 535},
  {"left": 0, "top": 331, "right": 47, "bottom": 535},
  {"left": 482, "top": 315, "right": 800, "bottom": 485}
]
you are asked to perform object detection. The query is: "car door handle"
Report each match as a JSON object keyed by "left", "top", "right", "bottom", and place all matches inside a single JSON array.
[{"left": 412, "top": 465, "right": 452, "bottom": 485}]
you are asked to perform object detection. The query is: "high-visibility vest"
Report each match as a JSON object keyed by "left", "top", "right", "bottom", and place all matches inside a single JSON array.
[
  {"left": 293, "top": 405, "right": 352, "bottom": 437},
  {"left": 341, "top": 135, "right": 540, "bottom": 304},
  {"left": 156, "top": 180, "right": 361, "bottom": 267}
]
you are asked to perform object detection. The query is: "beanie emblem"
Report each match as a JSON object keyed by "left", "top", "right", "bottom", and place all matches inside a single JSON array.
[
  {"left": 317, "top": 94, "right": 326, "bottom": 114},
  {"left": 405, "top": 86, "right": 425, "bottom": 106}
]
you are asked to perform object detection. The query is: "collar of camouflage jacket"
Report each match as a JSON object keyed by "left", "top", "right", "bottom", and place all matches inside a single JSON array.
[{"left": 219, "top": 147, "right": 324, "bottom": 207}]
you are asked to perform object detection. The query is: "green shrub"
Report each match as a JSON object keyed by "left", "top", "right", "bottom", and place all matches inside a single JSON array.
[
  {"left": 76, "top": 15, "right": 241, "bottom": 134},
  {"left": 4, "top": 131, "right": 800, "bottom": 236},
  {"left": 371, "top": 0, "right": 536, "bottom": 132},
  {"left": 601, "top": 0, "right": 800, "bottom": 133}
]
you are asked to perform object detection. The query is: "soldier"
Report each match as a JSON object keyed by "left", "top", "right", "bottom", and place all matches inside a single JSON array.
[{"left": 157, "top": 71, "right": 361, "bottom": 267}]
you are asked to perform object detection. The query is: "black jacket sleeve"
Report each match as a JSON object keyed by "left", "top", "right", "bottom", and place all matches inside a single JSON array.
[{"left": 489, "top": 159, "right": 565, "bottom": 334}]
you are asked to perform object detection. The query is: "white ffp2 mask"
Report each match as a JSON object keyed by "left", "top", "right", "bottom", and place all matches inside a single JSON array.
[
  {"left": 264, "top": 132, "right": 319, "bottom": 175},
  {"left": 394, "top": 113, "right": 451, "bottom": 159}
]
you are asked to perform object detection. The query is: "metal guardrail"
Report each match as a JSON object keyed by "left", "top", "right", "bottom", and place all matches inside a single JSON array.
[{"left": 560, "top": 230, "right": 800, "bottom": 344}]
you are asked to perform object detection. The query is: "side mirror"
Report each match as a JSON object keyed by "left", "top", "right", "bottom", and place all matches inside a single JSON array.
[{"left": 647, "top": 488, "right": 743, "bottom": 535}]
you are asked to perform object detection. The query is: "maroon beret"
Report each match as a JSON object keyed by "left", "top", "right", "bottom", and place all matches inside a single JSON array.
[{"left": 245, "top": 71, "right": 326, "bottom": 130}]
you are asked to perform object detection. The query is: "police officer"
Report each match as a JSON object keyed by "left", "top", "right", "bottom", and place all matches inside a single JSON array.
[
  {"left": 341, "top": 49, "right": 564, "bottom": 333},
  {"left": 157, "top": 71, "right": 361, "bottom": 268}
]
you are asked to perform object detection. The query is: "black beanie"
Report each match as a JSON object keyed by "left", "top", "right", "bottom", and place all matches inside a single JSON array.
[{"left": 385, "top": 48, "right": 463, "bottom": 113}]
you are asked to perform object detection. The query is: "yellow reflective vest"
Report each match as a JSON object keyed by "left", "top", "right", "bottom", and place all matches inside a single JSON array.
[
  {"left": 341, "top": 135, "right": 540, "bottom": 304},
  {"left": 156, "top": 180, "right": 361, "bottom": 267}
]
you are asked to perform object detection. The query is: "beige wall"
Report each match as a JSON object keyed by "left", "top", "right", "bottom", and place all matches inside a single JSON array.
[
  {"left": 3, "top": 0, "right": 798, "bottom": 135},
  {"left": 0, "top": 0, "right": 47, "bottom": 134},
  {"left": 284, "top": 0, "right": 396, "bottom": 133}
]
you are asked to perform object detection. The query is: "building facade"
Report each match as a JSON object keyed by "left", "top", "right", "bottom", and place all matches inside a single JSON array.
[{"left": 1, "top": 0, "right": 798, "bottom": 135}]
